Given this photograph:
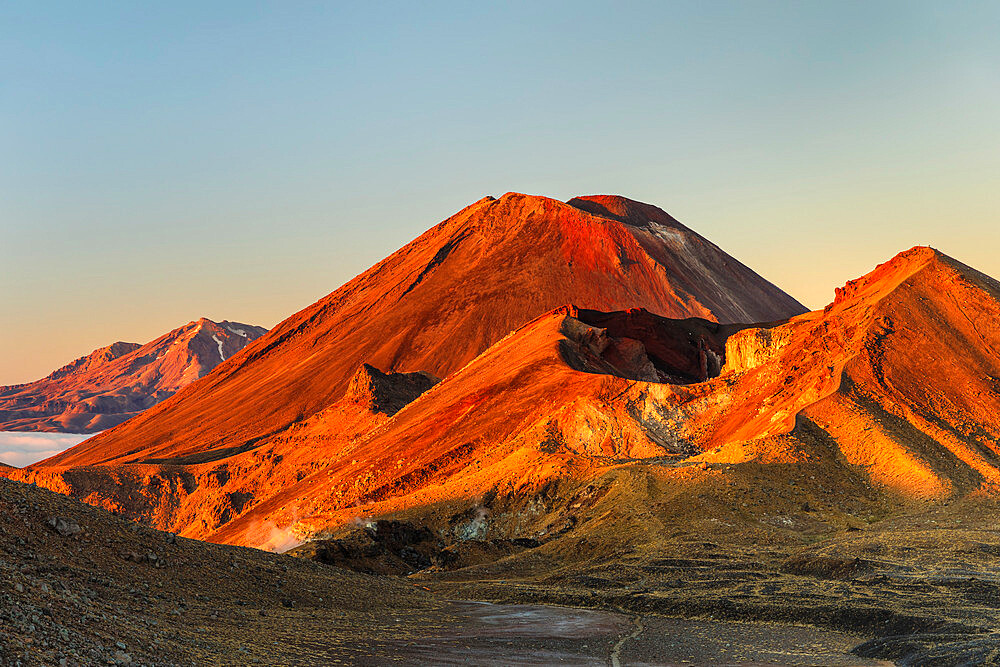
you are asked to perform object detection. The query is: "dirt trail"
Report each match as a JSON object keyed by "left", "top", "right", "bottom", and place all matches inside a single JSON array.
[
  {"left": 609, "top": 615, "right": 644, "bottom": 667},
  {"left": 368, "top": 602, "right": 881, "bottom": 665}
]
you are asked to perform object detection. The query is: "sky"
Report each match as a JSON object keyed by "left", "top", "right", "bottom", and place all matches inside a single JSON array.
[
  {"left": 2, "top": 1, "right": 999, "bottom": 385},
  {"left": 0, "top": 431, "right": 90, "bottom": 467}
]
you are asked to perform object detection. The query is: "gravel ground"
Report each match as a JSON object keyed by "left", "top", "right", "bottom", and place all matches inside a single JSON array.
[{"left": 0, "top": 477, "right": 449, "bottom": 665}]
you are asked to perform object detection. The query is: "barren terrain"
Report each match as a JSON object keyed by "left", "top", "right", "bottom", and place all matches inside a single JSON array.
[
  {"left": 6, "top": 195, "right": 1000, "bottom": 665},
  {"left": 1, "top": 476, "right": 889, "bottom": 665}
]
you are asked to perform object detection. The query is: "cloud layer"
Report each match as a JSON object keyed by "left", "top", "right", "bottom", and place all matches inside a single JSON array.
[{"left": 0, "top": 432, "right": 93, "bottom": 468}]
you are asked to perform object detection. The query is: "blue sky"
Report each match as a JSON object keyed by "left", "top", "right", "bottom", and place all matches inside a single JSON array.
[{"left": 2, "top": 1, "right": 999, "bottom": 383}]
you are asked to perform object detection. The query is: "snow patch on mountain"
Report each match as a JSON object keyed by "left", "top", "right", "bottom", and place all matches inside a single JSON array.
[{"left": 212, "top": 335, "right": 226, "bottom": 361}]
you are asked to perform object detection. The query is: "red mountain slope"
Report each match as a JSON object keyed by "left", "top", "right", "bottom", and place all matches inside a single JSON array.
[
  {"left": 209, "top": 247, "right": 1000, "bottom": 548},
  {"left": 41, "top": 193, "right": 804, "bottom": 467},
  {"left": 5, "top": 304, "right": 739, "bottom": 542},
  {"left": 0, "top": 319, "right": 266, "bottom": 433},
  {"left": 10, "top": 246, "right": 1000, "bottom": 556},
  {"left": 210, "top": 306, "right": 751, "bottom": 547}
]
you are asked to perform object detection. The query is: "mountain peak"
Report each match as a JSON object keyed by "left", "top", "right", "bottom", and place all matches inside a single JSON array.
[
  {"left": 566, "top": 195, "right": 686, "bottom": 229},
  {"left": 31, "top": 192, "right": 805, "bottom": 468},
  {"left": 187, "top": 316, "right": 226, "bottom": 331},
  {"left": 827, "top": 246, "right": 960, "bottom": 312}
]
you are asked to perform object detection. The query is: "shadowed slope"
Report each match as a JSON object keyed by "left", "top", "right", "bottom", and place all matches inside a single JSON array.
[
  {"left": 0, "top": 319, "right": 266, "bottom": 433},
  {"left": 40, "top": 193, "right": 804, "bottom": 467}
]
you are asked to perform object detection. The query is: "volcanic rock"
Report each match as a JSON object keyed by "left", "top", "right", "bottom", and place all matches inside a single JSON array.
[
  {"left": 46, "top": 516, "right": 82, "bottom": 537},
  {"left": 344, "top": 365, "right": 439, "bottom": 416}
]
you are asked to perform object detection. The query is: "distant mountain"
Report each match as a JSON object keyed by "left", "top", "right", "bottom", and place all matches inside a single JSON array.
[{"left": 0, "top": 318, "right": 267, "bottom": 433}]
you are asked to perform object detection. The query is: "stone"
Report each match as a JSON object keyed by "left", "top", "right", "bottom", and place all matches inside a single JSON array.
[{"left": 47, "top": 516, "right": 82, "bottom": 537}]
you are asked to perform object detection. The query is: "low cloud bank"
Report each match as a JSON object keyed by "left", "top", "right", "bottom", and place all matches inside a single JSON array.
[{"left": 0, "top": 431, "right": 93, "bottom": 468}]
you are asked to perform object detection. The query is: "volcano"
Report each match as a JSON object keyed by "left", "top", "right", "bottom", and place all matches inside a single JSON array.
[
  {"left": 29, "top": 193, "right": 803, "bottom": 469},
  {"left": 0, "top": 318, "right": 266, "bottom": 433}
]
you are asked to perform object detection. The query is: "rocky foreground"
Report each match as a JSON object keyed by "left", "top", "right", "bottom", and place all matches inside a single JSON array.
[
  {"left": 1, "top": 475, "right": 899, "bottom": 666},
  {"left": 7, "top": 468, "right": 1000, "bottom": 665},
  {"left": 0, "top": 476, "right": 449, "bottom": 665}
]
